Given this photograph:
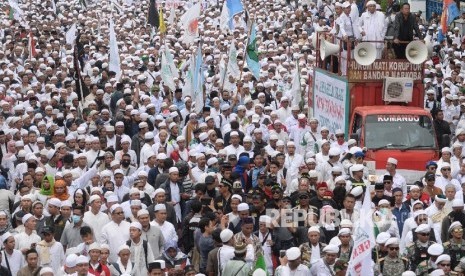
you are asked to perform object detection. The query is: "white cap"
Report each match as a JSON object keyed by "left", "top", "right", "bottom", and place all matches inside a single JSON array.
[
  {"left": 286, "top": 247, "right": 301, "bottom": 261},
  {"left": 76, "top": 255, "right": 89, "bottom": 264},
  {"left": 435, "top": 254, "right": 451, "bottom": 265},
  {"left": 48, "top": 198, "right": 62, "bottom": 207},
  {"left": 237, "top": 203, "right": 249, "bottom": 211},
  {"left": 220, "top": 229, "right": 234, "bottom": 243},
  {"left": 323, "top": 244, "right": 339, "bottom": 253},
  {"left": 384, "top": 237, "right": 399, "bottom": 247},
  {"left": 169, "top": 167, "right": 179, "bottom": 174},
  {"left": 415, "top": 224, "right": 431, "bottom": 233},
  {"left": 376, "top": 232, "right": 391, "bottom": 244},
  {"left": 427, "top": 243, "right": 444, "bottom": 256},
  {"left": 387, "top": 157, "right": 398, "bottom": 165},
  {"left": 155, "top": 204, "right": 166, "bottom": 211}
]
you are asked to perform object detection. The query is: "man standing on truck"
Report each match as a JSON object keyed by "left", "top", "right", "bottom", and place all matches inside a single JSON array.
[
  {"left": 334, "top": 1, "right": 361, "bottom": 76},
  {"left": 393, "top": 2, "right": 423, "bottom": 59},
  {"left": 359, "top": 0, "right": 387, "bottom": 59},
  {"left": 384, "top": 158, "right": 407, "bottom": 197}
]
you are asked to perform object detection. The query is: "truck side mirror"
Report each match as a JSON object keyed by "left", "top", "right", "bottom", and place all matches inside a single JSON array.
[
  {"left": 442, "top": 134, "right": 451, "bottom": 147},
  {"left": 350, "top": 133, "right": 359, "bottom": 142}
]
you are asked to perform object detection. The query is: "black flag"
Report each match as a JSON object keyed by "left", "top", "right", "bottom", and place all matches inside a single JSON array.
[{"left": 147, "top": 0, "right": 159, "bottom": 28}]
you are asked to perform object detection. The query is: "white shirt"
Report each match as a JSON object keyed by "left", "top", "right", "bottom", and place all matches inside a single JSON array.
[
  {"left": 101, "top": 220, "right": 131, "bottom": 262},
  {"left": 224, "top": 144, "right": 245, "bottom": 157},
  {"left": 359, "top": 10, "right": 387, "bottom": 48},
  {"left": 83, "top": 210, "right": 111, "bottom": 244},
  {"left": 170, "top": 182, "right": 182, "bottom": 222},
  {"left": 14, "top": 231, "right": 41, "bottom": 251},
  {"left": 278, "top": 263, "right": 311, "bottom": 276},
  {"left": 37, "top": 240, "right": 65, "bottom": 272},
  {"left": 2, "top": 249, "right": 24, "bottom": 276},
  {"left": 152, "top": 220, "right": 178, "bottom": 244}
]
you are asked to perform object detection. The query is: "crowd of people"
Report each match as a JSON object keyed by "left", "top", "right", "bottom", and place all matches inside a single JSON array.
[{"left": 0, "top": 0, "right": 464, "bottom": 275}]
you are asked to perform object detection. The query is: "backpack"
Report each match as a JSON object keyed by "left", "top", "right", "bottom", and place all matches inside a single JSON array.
[{"left": 126, "top": 240, "right": 149, "bottom": 269}]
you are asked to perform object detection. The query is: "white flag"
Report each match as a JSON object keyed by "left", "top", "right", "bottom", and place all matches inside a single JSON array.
[
  {"left": 161, "top": 52, "right": 176, "bottom": 92},
  {"left": 8, "top": 0, "right": 24, "bottom": 20},
  {"left": 164, "top": 42, "right": 178, "bottom": 78},
  {"left": 168, "top": 5, "right": 176, "bottom": 25},
  {"left": 218, "top": 55, "right": 226, "bottom": 87},
  {"left": 227, "top": 41, "right": 240, "bottom": 80},
  {"left": 291, "top": 61, "right": 301, "bottom": 107},
  {"left": 346, "top": 186, "right": 375, "bottom": 276},
  {"left": 180, "top": 3, "right": 201, "bottom": 45},
  {"left": 219, "top": 0, "right": 230, "bottom": 33},
  {"left": 109, "top": 19, "right": 122, "bottom": 80},
  {"left": 182, "top": 55, "right": 194, "bottom": 98},
  {"left": 66, "top": 23, "right": 77, "bottom": 45}
]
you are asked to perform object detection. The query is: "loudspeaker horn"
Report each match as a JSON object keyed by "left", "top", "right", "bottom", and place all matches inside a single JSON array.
[
  {"left": 320, "top": 37, "right": 340, "bottom": 60},
  {"left": 405, "top": 41, "right": 428, "bottom": 64},
  {"left": 354, "top": 42, "right": 377, "bottom": 66}
]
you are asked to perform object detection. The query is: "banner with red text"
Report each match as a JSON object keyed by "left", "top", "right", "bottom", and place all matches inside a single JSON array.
[{"left": 313, "top": 68, "right": 349, "bottom": 135}]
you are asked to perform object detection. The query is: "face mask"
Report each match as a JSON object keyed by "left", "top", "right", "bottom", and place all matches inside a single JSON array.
[
  {"left": 72, "top": 215, "right": 81, "bottom": 224},
  {"left": 121, "top": 160, "right": 130, "bottom": 167},
  {"left": 379, "top": 208, "right": 388, "bottom": 215}
]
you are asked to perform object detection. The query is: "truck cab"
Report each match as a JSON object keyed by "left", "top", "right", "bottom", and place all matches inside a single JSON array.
[{"left": 349, "top": 106, "right": 440, "bottom": 183}]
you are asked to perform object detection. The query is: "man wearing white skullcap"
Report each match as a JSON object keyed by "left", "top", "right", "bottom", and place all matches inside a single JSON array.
[
  {"left": 275, "top": 247, "right": 310, "bottom": 275},
  {"left": 309, "top": 244, "right": 339, "bottom": 275},
  {"left": 152, "top": 204, "right": 178, "bottom": 245},
  {"left": 128, "top": 221, "right": 155, "bottom": 275},
  {"left": 83, "top": 194, "right": 111, "bottom": 247},
  {"left": 15, "top": 213, "right": 41, "bottom": 254},
  {"left": 378, "top": 237, "right": 408, "bottom": 275},
  {"left": 384, "top": 157, "right": 408, "bottom": 197},
  {"left": 359, "top": 0, "right": 387, "bottom": 58},
  {"left": 299, "top": 226, "right": 327, "bottom": 267},
  {"left": 1, "top": 232, "right": 23, "bottom": 275},
  {"left": 100, "top": 204, "right": 131, "bottom": 263}
]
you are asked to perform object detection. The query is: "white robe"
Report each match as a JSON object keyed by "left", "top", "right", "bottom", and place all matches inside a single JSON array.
[
  {"left": 101, "top": 220, "right": 131, "bottom": 263},
  {"left": 83, "top": 211, "right": 111, "bottom": 244},
  {"left": 359, "top": 10, "right": 387, "bottom": 58}
]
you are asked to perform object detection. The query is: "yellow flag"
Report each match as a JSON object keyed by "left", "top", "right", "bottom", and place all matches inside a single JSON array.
[{"left": 159, "top": 7, "right": 166, "bottom": 34}]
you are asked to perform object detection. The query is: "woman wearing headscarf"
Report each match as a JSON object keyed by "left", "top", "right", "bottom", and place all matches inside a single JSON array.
[
  {"left": 36, "top": 175, "right": 54, "bottom": 204},
  {"left": 52, "top": 179, "right": 70, "bottom": 201}
]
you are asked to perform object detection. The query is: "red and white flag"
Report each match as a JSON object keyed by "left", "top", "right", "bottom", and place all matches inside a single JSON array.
[
  {"left": 180, "top": 3, "right": 200, "bottom": 45},
  {"left": 28, "top": 32, "right": 37, "bottom": 59}
]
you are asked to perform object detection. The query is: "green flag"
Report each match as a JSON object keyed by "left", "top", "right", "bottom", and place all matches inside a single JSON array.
[{"left": 253, "top": 253, "right": 268, "bottom": 275}]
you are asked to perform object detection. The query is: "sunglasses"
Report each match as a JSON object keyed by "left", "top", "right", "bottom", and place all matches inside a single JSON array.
[
  {"left": 419, "top": 233, "right": 430, "bottom": 236},
  {"left": 273, "top": 190, "right": 282, "bottom": 194},
  {"left": 454, "top": 228, "right": 464, "bottom": 233},
  {"left": 389, "top": 247, "right": 399, "bottom": 251},
  {"left": 299, "top": 196, "right": 309, "bottom": 200}
]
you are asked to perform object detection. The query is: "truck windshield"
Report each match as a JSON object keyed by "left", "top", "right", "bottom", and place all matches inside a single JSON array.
[{"left": 365, "top": 115, "right": 437, "bottom": 149}]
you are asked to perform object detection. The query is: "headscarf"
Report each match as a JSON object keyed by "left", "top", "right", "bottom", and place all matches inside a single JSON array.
[
  {"left": 40, "top": 175, "right": 55, "bottom": 196},
  {"left": 52, "top": 179, "right": 69, "bottom": 200}
]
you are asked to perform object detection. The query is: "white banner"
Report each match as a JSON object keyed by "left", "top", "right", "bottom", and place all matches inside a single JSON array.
[{"left": 313, "top": 68, "right": 349, "bottom": 135}]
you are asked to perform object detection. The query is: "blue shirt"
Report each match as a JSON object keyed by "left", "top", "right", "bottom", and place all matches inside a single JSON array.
[{"left": 392, "top": 203, "right": 410, "bottom": 234}]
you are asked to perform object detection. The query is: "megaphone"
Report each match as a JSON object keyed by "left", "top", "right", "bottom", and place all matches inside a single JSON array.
[
  {"left": 320, "top": 37, "right": 340, "bottom": 60},
  {"left": 405, "top": 41, "right": 428, "bottom": 64},
  {"left": 354, "top": 42, "right": 377, "bottom": 66}
]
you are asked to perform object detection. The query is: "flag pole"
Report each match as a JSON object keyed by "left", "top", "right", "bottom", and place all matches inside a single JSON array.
[
  {"left": 238, "top": 17, "right": 253, "bottom": 82},
  {"left": 220, "top": 45, "right": 231, "bottom": 92}
]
